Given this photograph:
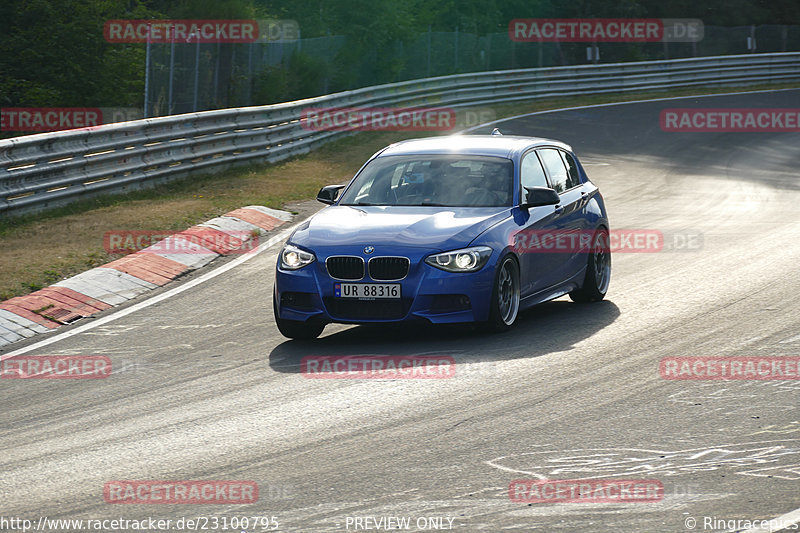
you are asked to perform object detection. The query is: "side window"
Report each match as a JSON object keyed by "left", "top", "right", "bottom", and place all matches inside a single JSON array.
[
  {"left": 520, "top": 152, "right": 549, "bottom": 191},
  {"left": 560, "top": 151, "right": 581, "bottom": 189},
  {"left": 538, "top": 148, "right": 569, "bottom": 193}
]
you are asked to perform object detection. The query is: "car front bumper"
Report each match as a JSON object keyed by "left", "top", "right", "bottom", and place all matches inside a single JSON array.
[{"left": 274, "top": 245, "right": 497, "bottom": 325}]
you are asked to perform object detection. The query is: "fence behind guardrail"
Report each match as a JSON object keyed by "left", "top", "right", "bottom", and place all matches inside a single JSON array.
[{"left": 1, "top": 52, "right": 798, "bottom": 217}]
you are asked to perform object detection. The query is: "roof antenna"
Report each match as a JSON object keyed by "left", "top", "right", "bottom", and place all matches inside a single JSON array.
[{"left": 491, "top": 128, "right": 503, "bottom": 136}]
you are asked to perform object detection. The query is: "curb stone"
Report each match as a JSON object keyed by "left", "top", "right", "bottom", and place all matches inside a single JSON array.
[{"left": 0, "top": 206, "right": 292, "bottom": 348}]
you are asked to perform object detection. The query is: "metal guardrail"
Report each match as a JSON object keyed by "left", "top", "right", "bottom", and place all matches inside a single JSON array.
[{"left": 1, "top": 52, "right": 798, "bottom": 217}]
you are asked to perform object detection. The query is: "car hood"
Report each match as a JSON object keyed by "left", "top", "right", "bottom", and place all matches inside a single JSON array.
[{"left": 291, "top": 205, "right": 510, "bottom": 251}]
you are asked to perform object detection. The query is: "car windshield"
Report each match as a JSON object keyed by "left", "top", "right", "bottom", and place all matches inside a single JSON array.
[{"left": 338, "top": 155, "right": 514, "bottom": 207}]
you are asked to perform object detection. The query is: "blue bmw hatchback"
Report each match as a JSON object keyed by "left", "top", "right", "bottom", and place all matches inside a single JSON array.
[{"left": 273, "top": 133, "right": 610, "bottom": 339}]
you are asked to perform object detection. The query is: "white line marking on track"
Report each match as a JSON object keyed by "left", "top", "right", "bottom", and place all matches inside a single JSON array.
[
  {"left": 490, "top": 91, "right": 800, "bottom": 531},
  {"left": 7, "top": 86, "right": 795, "bottom": 358},
  {"left": 1, "top": 222, "right": 301, "bottom": 358},
  {"left": 779, "top": 333, "right": 800, "bottom": 344},
  {"left": 3, "top": 87, "right": 800, "bottom": 528},
  {"left": 462, "top": 87, "right": 800, "bottom": 134}
]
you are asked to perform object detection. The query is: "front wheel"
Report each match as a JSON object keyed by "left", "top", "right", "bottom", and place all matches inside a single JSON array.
[
  {"left": 484, "top": 256, "right": 520, "bottom": 332},
  {"left": 273, "top": 292, "right": 325, "bottom": 340},
  {"left": 570, "top": 227, "right": 611, "bottom": 303}
]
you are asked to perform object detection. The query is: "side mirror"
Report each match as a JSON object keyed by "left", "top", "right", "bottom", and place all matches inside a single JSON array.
[
  {"left": 316, "top": 184, "right": 345, "bottom": 205},
  {"left": 521, "top": 186, "right": 560, "bottom": 208}
]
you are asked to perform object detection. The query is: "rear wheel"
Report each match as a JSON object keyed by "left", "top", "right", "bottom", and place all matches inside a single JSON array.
[
  {"left": 273, "top": 292, "right": 325, "bottom": 340},
  {"left": 484, "top": 256, "right": 520, "bottom": 332},
  {"left": 570, "top": 227, "right": 611, "bottom": 303}
]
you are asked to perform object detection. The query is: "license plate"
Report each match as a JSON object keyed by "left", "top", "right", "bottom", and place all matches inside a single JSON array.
[{"left": 335, "top": 283, "right": 401, "bottom": 299}]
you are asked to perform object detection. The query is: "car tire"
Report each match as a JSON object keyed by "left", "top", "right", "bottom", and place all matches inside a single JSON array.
[
  {"left": 570, "top": 226, "right": 611, "bottom": 303},
  {"left": 484, "top": 255, "right": 521, "bottom": 332},
  {"left": 273, "top": 292, "right": 325, "bottom": 340}
]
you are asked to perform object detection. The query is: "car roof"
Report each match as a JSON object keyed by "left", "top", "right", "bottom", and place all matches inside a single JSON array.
[{"left": 378, "top": 134, "right": 573, "bottom": 159}]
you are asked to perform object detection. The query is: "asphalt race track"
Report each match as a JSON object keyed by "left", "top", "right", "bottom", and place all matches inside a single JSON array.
[{"left": 1, "top": 90, "right": 799, "bottom": 532}]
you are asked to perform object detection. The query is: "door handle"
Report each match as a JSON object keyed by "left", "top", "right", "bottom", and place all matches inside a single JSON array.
[{"left": 554, "top": 205, "right": 564, "bottom": 214}]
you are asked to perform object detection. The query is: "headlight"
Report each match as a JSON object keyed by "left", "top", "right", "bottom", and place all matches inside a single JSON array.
[
  {"left": 425, "top": 246, "right": 492, "bottom": 273},
  {"left": 281, "top": 244, "right": 315, "bottom": 270}
]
